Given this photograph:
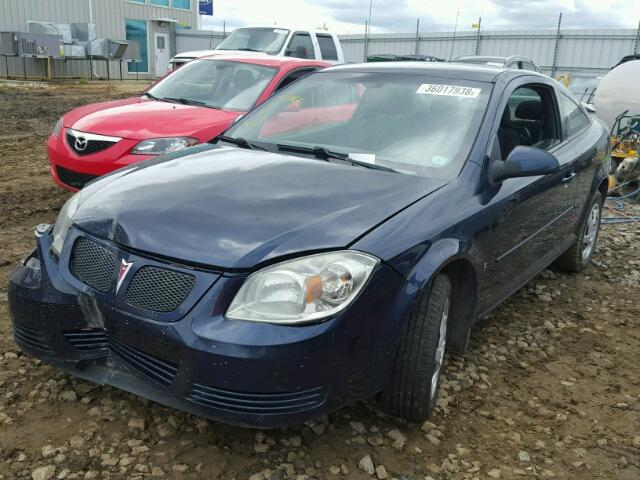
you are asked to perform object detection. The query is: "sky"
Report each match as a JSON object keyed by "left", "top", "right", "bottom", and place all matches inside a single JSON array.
[{"left": 199, "top": 0, "right": 640, "bottom": 34}]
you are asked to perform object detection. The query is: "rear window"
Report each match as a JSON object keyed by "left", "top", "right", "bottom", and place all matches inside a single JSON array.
[{"left": 317, "top": 34, "right": 338, "bottom": 61}]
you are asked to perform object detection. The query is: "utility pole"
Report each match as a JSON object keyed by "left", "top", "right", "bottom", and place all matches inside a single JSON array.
[
  {"left": 365, "top": 0, "right": 373, "bottom": 60},
  {"left": 474, "top": 17, "right": 482, "bottom": 55},
  {"left": 414, "top": 18, "right": 420, "bottom": 55},
  {"left": 551, "top": 12, "right": 563, "bottom": 77},
  {"left": 364, "top": 21, "right": 369, "bottom": 61},
  {"left": 449, "top": 10, "right": 459, "bottom": 60}
]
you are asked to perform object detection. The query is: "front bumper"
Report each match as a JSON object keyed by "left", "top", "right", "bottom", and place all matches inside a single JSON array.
[{"left": 9, "top": 229, "right": 416, "bottom": 428}]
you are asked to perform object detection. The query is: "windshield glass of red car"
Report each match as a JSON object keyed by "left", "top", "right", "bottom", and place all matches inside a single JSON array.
[
  {"left": 216, "top": 27, "right": 290, "bottom": 54},
  {"left": 225, "top": 71, "right": 491, "bottom": 179},
  {"left": 147, "top": 59, "right": 277, "bottom": 111}
]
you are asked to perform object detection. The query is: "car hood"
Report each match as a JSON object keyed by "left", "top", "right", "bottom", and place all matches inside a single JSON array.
[
  {"left": 73, "top": 147, "right": 446, "bottom": 270},
  {"left": 65, "top": 98, "right": 240, "bottom": 140}
]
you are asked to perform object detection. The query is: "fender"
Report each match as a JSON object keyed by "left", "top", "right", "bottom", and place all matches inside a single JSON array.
[{"left": 403, "top": 237, "right": 469, "bottom": 288}]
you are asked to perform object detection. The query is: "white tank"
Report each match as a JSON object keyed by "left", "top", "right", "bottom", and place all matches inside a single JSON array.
[{"left": 593, "top": 60, "right": 640, "bottom": 131}]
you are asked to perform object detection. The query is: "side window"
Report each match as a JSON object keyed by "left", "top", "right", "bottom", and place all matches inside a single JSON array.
[
  {"left": 285, "top": 33, "right": 314, "bottom": 59},
  {"left": 275, "top": 68, "right": 317, "bottom": 92},
  {"left": 558, "top": 93, "right": 591, "bottom": 138},
  {"left": 316, "top": 34, "right": 338, "bottom": 61},
  {"left": 497, "top": 85, "right": 561, "bottom": 159}
]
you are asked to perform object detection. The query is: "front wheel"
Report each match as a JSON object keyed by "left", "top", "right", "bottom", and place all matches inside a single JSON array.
[
  {"left": 555, "top": 191, "right": 603, "bottom": 272},
  {"left": 381, "top": 274, "right": 451, "bottom": 421}
]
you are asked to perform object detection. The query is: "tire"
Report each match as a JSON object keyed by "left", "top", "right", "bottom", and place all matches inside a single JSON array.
[
  {"left": 555, "top": 191, "right": 603, "bottom": 273},
  {"left": 381, "top": 274, "right": 452, "bottom": 421}
]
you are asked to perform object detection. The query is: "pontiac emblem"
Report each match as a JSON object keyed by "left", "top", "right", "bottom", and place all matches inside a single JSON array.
[{"left": 116, "top": 259, "right": 134, "bottom": 293}]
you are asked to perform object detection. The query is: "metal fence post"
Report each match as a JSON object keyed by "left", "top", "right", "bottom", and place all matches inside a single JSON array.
[
  {"left": 364, "top": 21, "right": 369, "bottom": 61},
  {"left": 474, "top": 18, "right": 482, "bottom": 55},
  {"left": 551, "top": 13, "right": 563, "bottom": 77},
  {"left": 414, "top": 18, "right": 420, "bottom": 55},
  {"left": 634, "top": 18, "right": 640, "bottom": 54}
]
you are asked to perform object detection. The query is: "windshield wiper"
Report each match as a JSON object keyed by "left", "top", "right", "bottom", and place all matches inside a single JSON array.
[
  {"left": 162, "top": 97, "right": 221, "bottom": 109},
  {"left": 143, "top": 92, "right": 159, "bottom": 101},
  {"left": 344, "top": 156, "right": 399, "bottom": 173},
  {"left": 235, "top": 48, "right": 261, "bottom": 52},
  {"left": 277, "top": 144, "right": 399, "bottom": 172},
  {"left": 218, "top": 135, "right": 268, "bottom": 151},
  {"left": 277, "top": 144, "right": 347, "bottom": 161}
]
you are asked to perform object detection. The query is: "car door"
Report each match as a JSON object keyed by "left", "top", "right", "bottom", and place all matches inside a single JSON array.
[
  {"left": 557, "top": 92, "right": 599, "bottom": 214},
  {"left": 476, "top": 79, "right": 579, "bottom": 310}
]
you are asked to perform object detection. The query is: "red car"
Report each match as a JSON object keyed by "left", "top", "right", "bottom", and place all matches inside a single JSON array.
[{"left": 47, "top": 56, "right": 330, "bottom": 191}]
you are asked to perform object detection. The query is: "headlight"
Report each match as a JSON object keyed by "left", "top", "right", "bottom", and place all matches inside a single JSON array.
[
  {"left": 52, "top": 117, "right": 63, "bottom": 137},
  {"left": 226, "top": 251, "right": 379, "bottom": 324},
  {"left": 131, "top": 137, "right": 197, "bottom": 155},
  {"left": 50, "top": 193, "right": 80, "bottom": 256}
]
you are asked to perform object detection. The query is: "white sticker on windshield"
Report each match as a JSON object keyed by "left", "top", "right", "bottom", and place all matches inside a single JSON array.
[
  {"left": 416, "top": 84, "right": 481, "bottom": 98},
  {"left": 486, "top": 62, "right": 504, "bottom": 66},
  {"left": 431, "top": 155, "right": 449, "bottom": 167},
  {"left": 349, "top": 153, "right": 376, "bottom": 164},
  {"left": 273, "top": 28, "right": 288, "bottom": 34}
]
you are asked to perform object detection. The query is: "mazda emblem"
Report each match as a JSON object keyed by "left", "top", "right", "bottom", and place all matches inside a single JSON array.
[{"left": 74, "top": 136, "right": 88, "bottom": 151}]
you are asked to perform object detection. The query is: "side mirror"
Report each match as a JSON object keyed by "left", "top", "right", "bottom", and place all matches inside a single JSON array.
[
  {"left": 490, "top": 146, "right": 560, "bottom": 183},
  {"left": 286, "top": 45, "right": 307, "bottom": 58}
]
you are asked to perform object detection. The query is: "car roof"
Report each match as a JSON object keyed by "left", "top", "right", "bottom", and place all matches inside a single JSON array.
[
  {"left": 323, "top": 61, "right": 532, "bottom": 82},
  {"left": 197, "top": 55, "right": 330, "bottom": 68},
  {"left": 232, "top": 25, "right": 337, "bottom": 34}
]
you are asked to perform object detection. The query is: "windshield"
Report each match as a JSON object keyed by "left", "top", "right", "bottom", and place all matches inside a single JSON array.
[
  {"left": 225, "top": 71, "right": 491, "bottom": 179},
  {"left": 147, "top": 59, "right": 277, "bottom": 111},
  {"left": 216, "top": 27, "right": 290, "bottom": 55}
]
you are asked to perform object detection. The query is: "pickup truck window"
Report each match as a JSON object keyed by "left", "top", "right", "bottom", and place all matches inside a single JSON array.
[
  {"left": 317, "top": 34, "right": 338, "bottom": 61},
  {"left": 286, "top": 33, "right": 314, "bottom": 59}
]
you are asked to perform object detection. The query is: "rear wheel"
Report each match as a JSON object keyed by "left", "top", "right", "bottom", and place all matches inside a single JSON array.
[
  {"left": 555, "top": 192, "right": 603, "bottom": 272},
  {"left": 381, "top": 274, "right": 451, "bottom": 421}
]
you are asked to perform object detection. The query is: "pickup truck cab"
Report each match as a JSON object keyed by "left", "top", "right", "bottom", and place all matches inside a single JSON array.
[{"left": 170, "top": 27, "right": 344, "bottom": 69}]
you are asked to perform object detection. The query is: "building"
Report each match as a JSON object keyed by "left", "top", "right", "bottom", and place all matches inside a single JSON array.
[{"left": 0, "top": 0, "right": 199, "bottom": 78}]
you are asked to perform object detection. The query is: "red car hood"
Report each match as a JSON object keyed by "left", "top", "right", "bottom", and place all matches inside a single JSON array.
[{"left": 64, "top": 98, "right": 241, "bottom": 141}]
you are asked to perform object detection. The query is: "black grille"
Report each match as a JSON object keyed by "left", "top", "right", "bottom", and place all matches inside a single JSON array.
[
  {"left": 64, "top": 329, "right": 177, "bottom": 386},
  {"left": 56, "top": 165, "right": 98, "bottom": 190},
  {"left": 125, "top": 266, "right": 195, "bottom": 313},
  {"left": 70, "top": 237, "right": 116, "bottom": 292},
  {"left": 13, "top": 324, "right": 55, "bottom": 355},
  {"left": 187, "top": 384, "right": 327, "bottom": 415},
  {"left": 63, "top": 329, "right": 108, "bottom": 351},
  {"left": 66, "top": 132, "right": 116, "bottom": 156},
  {"left": 109, "top": 336, "right": 178, "bottom": 386}
]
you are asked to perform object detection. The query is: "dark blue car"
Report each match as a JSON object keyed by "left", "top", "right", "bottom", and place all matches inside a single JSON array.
[{"left": 9, "top": 63, "right": 610, "bottom": 427}]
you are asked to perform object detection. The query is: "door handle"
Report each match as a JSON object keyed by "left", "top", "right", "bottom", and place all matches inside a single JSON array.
[{"left": 562, "top": 171, "right": 577, "bottom": 183}]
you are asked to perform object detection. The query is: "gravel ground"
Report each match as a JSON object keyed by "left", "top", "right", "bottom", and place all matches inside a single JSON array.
[{"left": 0, "top": 82, "right": 638, "bottom": 480}]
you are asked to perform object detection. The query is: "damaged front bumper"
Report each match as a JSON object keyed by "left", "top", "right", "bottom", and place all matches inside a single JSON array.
[{"left": 8, "top": 227, "right": 414, "bottom": 428}]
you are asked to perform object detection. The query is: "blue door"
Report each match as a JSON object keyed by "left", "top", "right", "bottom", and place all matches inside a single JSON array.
[{"left": 125, "top": 19, "right": 148, "bottom": 74}]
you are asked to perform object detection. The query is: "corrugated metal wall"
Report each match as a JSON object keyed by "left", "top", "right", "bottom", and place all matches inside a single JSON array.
[
  {"left": 0, "top": 0, "right": 197, "bottom": 79},
  {"left": 339, "top": 28, "right": 639, "bottom": 74},
  {"left": 175, "top": 30, "right": 225, "bottom": 52}
]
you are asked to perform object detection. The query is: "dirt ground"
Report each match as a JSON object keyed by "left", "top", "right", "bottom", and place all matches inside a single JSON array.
[{"left": 0, "top": 81, "right": 638, "bottom": 480}]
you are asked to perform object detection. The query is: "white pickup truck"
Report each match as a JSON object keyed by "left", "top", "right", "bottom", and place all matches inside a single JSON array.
[{"left": 170, "top": 26, "right": 344, "bottom": 69}]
